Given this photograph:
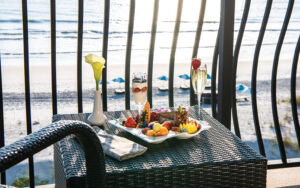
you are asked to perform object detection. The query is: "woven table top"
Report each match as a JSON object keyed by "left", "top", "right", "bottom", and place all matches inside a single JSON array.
[{"left": 53, "top": 106, "right": 266, "bottom": 175}]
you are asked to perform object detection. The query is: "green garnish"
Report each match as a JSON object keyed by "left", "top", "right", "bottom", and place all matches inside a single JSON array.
[{"left": 178, "top": 106, "right": 182, "bottom": 113}]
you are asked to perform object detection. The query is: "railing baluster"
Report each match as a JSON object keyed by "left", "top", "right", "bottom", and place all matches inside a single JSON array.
[
  {"left": 0, "top": 53, "right": 5, "bottom": 184},
  {"left": 217, "top": 0, "right": 235, "bottom": 128},
  {"left": 271, "top": 0, "right": 294, "bottom": 164},
  {"left": 102, "top": 0, "right": 110, "bottom": 111},
  {"left": 168, "top": 0, "right": 183, "bottom": 107},
  {"left": 50, "top": 0, "right": 57, "bottom": 115},
  {"left": 77, "top": 0, "right": 84, "bottom": 113},
  {"left": 21, "top": 0, "right": 35, "bottom": 187},
  {"left": 211, "top": 26, "right": 220, "bottom": 119},
  {"left": 291, "top": 36, "right": 300, "bottom": 151},
  {"left": 231, "top": 0, "right": 251, "bottom": 139},
  {"left": 251, "top": 0, "right": 272, "bottom": 157},
  {"left": 147, "top": 0, "right": 160, "bottom": 108},
  {"left": 125, "top": 0, "right": 135, "bottom": 110},
  {"left": 190, "top": 0, "right": 206, "bottom": 106}
]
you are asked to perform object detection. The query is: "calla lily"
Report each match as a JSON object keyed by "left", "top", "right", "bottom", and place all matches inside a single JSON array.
[{"left": 85, "top": 54, "right": 106, "bottom": 90}]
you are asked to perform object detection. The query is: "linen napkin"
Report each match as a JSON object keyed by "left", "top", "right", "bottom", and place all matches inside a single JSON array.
[{"left": 93, "top": 127, "right": 148, "bottom": 161}]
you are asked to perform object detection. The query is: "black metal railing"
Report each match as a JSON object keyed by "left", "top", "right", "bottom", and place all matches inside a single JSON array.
[
  {"left": 209, "top": 0, "right": 299, "bottom": 169},
  {"left": 189, "top": 0, "right": 206, "bottom": 106},
  {"left": 50, "top": 0, "right": 57, "bottom": 116},
  {"left": 231, "top": 0, "right": 250, "bottom": 139},
  {"left": 0, "top": 53, "right": 5, "bottom": 185},
  {"left": 125, "top": 0, "right": 135, "bottom": 110},
  {"left": 250, "top": 0, "right": 272, "bottom": 158},
  {"left": 22, "top": 0, "right": 34, "bottom": 187},
  {"left": 270, "top": 0, "right": 294, "bottom": 165},
  {"left": 77, "top": 0, "right": 84, "bottom": 113},
  {"left": 291, "top": 36, "right": 300, "bottom": 155},
  {"left": 147, "top": 0, "right": 159, "bottom": 108},
  {"left": 0, "top": 0, "right": 300, "bottom": 187},
  {"left": 102, "top": 0, "right": 110, "bottom": 112},
  {"left": 168, "top": 0, "right": 183, "bottom": 108}
]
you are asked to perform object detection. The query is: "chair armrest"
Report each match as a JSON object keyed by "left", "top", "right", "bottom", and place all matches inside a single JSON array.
[{"left": 0, "top": 120, "right": 105, "bottom": 187}]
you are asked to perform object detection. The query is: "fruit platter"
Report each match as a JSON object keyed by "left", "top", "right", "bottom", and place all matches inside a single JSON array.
[{"left": 107, "top": 102, "right": 210, "bottom": 144}]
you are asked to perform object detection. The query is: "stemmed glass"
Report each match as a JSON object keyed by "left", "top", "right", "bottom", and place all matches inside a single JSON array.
[
  {"left": 191, "top": 60, "right": 207, "bottom": 116},
  {"left": 132, "top": 72, "right": 147, "bottom": 115}
]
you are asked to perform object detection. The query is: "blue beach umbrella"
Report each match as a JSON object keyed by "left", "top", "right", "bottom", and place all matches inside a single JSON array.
[
  {"left": 236, "top": 84, "right": 247, "bottom": 91},
  {"left": 178, "top": 74, "right": 190, "bottom": 80},
  {"left": 112, "top": 77, "right": 125, "bottom": 83},
  {"left": 236, "top": 84, "right": 256, "bottom": 94},
  {"left": 157, "top": 75, "right": 168, "bottom": 81}
]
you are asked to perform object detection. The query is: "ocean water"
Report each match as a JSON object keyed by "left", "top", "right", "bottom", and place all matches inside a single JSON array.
[{"left": 0, "top": 0, "right": 299, "bottom": 66}]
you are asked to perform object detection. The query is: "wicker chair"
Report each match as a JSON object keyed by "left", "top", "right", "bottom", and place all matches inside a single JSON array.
[{"left": 0, "top": 120, "right": 106, "bottom": 187}]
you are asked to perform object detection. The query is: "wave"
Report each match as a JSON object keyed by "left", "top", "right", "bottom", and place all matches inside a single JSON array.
[
  {"left": 1, "top": 28, "right": 299, "bottom": 41},
  {"left": 1, "top": 41, "right": 297, "bottom": 57},
  {"left": 0, "top": 19, "right": 103, "bottom": 24},
  {"left": 1, "top": 18, "right": 300, "bottom": 25}
]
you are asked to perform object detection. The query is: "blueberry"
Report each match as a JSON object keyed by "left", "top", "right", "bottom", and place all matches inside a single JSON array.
[
  {"left": 149, "top": 124, "right": 153, "bottom": 129},
  {"left": 143, "top": 121, "right": 148, "bottom": 128}
]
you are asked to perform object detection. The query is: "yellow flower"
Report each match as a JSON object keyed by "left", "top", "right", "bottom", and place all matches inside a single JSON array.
[{"left": 85, "top": 54, "right": 106, "bottom": 90}]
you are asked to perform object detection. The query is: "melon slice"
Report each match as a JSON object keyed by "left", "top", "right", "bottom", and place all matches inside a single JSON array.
[{"left": 143, "top": 101, "right": 151, "bottom": 122}]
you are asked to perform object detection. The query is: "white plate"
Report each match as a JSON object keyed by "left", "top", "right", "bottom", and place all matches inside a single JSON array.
[
  {"left": 107, "top": 118, "right": 210, "bottom": 144},
  {"left": 107, "top": 119, "right": 178, "bottom": 144}
]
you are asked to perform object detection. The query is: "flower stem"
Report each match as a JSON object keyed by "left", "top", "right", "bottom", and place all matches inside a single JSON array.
[{"left": 96, "top": 81, "right": 99, "bottom": 91}]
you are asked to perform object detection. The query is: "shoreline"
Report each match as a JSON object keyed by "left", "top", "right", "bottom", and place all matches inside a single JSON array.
[{"left": 1, "top": 59, "right": 297, "bottom": 93}]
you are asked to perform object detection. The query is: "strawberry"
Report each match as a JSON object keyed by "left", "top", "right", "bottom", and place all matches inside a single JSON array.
[
  {"left": 192, "top": 58, "right": 201, "bottom": 70},
  {"left": 133, "top": 88, "right": 141, "bottom": 93},
  {"left": 124, "top": 117, "right": 137, "bottom": 128},
  {"left": 196, "top": 124, "right": 201, "bottom": 130}
]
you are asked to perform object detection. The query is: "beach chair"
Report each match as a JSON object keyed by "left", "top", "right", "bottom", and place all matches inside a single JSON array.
[
  {"left": 114, "top": 88, "right": 125, "bottom": 94},
  {"left": 180, "top": 83, "right": 190, "bottom": 90},
  {"left": 158, "top": 86, "right": 168, "bottom": 91},
  {"left": 112, "top": 77, "right": 125, "bottom": 94},
  {"left": 157, "top": 76, "right": 169, "bottom": 91}
]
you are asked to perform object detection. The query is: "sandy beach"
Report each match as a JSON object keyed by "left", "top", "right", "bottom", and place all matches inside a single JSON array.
[{"left": 1, "top": 58, "right": 300, "bottom": 184}]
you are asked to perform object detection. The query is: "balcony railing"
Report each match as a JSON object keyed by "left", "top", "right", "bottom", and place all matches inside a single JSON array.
[{"left": 0, "top": 0, "right": 299, "bottom": 187}]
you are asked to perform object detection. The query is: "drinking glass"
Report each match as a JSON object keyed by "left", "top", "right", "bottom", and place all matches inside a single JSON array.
[
  {"left": 132, "top": 72, "right": 147, "bottom": 114},
  {"left": 191, "top": 64, "right": 207, "bottom": 115}
]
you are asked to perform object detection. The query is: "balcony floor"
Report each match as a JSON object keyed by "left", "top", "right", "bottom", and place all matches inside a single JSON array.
[{"left": 267, "top": 167, "right": 300, "bottom": 187}]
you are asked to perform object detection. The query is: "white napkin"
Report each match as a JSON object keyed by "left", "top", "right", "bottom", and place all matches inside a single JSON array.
[{"left": 94, "top": 127, "right": 148, "bottom": 161}]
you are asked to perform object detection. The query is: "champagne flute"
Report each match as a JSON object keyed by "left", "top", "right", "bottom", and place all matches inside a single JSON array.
[
  {"left": 132, "top": 72, "right": 147, "bottom": 115},
  {"left": 191, "top": 60, "right": 207, "bottom": 116}
]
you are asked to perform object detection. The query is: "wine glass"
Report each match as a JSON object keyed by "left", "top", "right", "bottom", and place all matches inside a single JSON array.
[
  {"left": 132, "top": 72, "right": 147, "bottom": 115},
  {"left": 191, "top": 63, "right": 207, "bottom": 116}
]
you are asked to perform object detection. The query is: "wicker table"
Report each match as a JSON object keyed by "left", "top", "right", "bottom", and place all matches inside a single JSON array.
[{"left": 53, "top": 106, "right": 267, "bottom": 187}]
